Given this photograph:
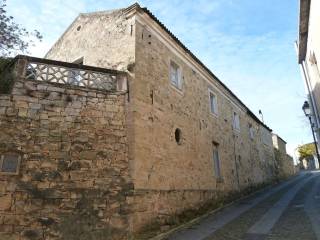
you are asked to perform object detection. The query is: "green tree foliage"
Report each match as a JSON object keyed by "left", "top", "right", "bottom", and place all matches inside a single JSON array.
[
  {"left": 297, "top": 143, "right": 316, "bottom": 161},
  {"left": 0, "top": 56, "right": 14, "bottom": 93},
  {"left": 0, "top": 0, "right": 42, "bottom": 56}
]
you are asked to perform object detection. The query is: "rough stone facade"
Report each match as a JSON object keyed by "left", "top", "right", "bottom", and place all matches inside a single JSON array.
[
  {"left": 0, "top": 4, "right": 286, "bottom": 239},
  {"left": 0, "top": 58, "right": 132, "bottom": 239},
  {"left": 272, "top": 134, "right": 295, "bottom": 179},
  {"left": 45, "top": 4, "right": 278, "bottom": 235},
  {"left": 131, "top": 14, "right": 276, "bottom": 231}
]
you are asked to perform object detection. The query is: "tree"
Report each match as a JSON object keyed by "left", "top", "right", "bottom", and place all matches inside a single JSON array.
[
  {"left": 297, "top": 143, "right": 316, "bottom": 161},
  {"left": 0, "top": 0, "right": 42, "bottom": 56}
]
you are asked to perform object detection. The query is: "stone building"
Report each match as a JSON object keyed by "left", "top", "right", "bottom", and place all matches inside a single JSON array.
[
  {"left": 297, "top": 0, "right": 320, "bottom": 150},
  {"left": 272, "top": 134, "right": 295, "bottom": 179},
  {"left": 0, "top": 3, "right": 288, "bottom": 239}
]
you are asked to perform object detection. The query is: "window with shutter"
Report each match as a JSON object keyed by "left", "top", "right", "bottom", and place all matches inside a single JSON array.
[
  {"left": 209, "top": 90, "right": 218, "bottom": 115},
  {"left": 233, "top": 112, "right": 240, "bottom": 131},
  {"left": 212, "top": 145, "right": 221, "bottom": 178},
  {"left": 170, "top": 61, "right": 182, "bottom": 89}
]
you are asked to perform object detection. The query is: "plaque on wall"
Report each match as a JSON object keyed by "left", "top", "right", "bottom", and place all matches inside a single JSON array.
[{"left": 0, "top": 153, "right": 21, "bottom": 174}]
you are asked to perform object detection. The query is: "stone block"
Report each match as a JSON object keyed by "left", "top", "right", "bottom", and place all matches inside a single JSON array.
[
  {"left": 79, "top": 151, "right": 97, "bottom": 160},
  {"left": 24, "top": 81, "right": 37, "bottom": 91},
  {"left": 29, "top": 103, "right": 42, "bottom": 110},
  {"left": 0, "top": 194, "right": 12, "bottom": 211},
  {"left": 0, "top": 96, "right": 10, "bottom": 100},
  {"left": 47, "top": 86, "right": 65, "bottom": 93},
  {"left": 15, "top": 101, "right": 28, "bottom": 108},
  {"left": 0, "top": 107, "right": 6, "bottom": 115},
  {"left": 18, "top": 108, "right": 28, "bottom": 118},
  {"left": 0, "top": 100, "right": 12, "bottom": 107},
  {"left": 37, "top": 84, "right": 48, "bottom": 91},
  {"left": 6, "top": 108, "right": 18, "bottom": 116}
]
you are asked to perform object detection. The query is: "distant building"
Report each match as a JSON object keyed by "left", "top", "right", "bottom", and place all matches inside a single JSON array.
[
  {"left": 297, "top": 0, "right": 320, "bottom": 150},
  {"left": 297, "top": 142, "right": 319, "bottom": 170},
  {"left": 301, "top": 156, "right": 317, "bottom": 169}
]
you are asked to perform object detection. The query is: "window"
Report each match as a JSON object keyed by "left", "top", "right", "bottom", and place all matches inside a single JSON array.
[
  {"left": 249, "top": 123, "right": 254, "bottom": 139},
  {"left": 212, "top": 144, "right": 221, "bottom": 178},
  {"left": 0, "top": 153, "right": 21, "bottom": 175},
  {"left": 170, "top": 60, "right": 182, "bottom": 89},
  {"left": 233, "top": 112, "right": 240, "bottom": 131},
  {"left": 209, "top": 90, "right": 218, "bottom": 115}
]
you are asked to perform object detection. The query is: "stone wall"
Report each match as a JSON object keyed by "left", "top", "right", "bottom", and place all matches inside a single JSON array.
[
  {"left": 274, "top": 150, "right": 295, "bottom": 179},
  {"left": 45, "top": 8, "right": 135, "bottom": 72},
  {"left": 0, "top": 59, "right": 132, "bottom": 240},
  {"left": 41, "top": 4, "right": 277, "bottom": 236},
  {"left": 130, "top": 13, "right": 276, "bottom": 232},
  {"left": 272, "top": 135, "right": 295, "bottom": 179}
]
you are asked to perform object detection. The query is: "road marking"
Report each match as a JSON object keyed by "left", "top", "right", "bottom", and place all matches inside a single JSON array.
[
  {"left": 247, "top": 174, "right": 314, "bottom": 235},
  {"left": 166, "top": 173, "right": 308, "bottom": 240},
  {"left": 305, "top": 175, "right": 320, "bottom": 240}
]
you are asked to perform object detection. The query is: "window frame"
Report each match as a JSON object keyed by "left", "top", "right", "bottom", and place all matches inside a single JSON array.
[
  {"left": 208, "top": 89, "right": 218, "bottom": 116},
  {"left": 249, "top": 123, "right": 254, "bottom": 140},
  {"left": 212, "top": 144, "right": 222, "bottom": 179},
  {"left": 169, "top": 60, "right": 183, "bottom": 90},
  {"left": 0, "top": 153, "right": 21, "bottom": 175},
  {"left": 233, "top": 112, "right": 240, "bottom": 132}
]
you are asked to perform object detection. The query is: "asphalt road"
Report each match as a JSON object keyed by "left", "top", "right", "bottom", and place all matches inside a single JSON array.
[{"left": 165, "top": 171, "right": 320, "bottom": 240}]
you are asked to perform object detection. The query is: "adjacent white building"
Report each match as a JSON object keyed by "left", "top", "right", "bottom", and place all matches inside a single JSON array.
[{"left": 297, "top": 0, "right": 320, "bottom": 150}]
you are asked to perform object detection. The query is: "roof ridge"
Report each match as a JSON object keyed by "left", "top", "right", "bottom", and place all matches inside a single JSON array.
[{"left": 80, "top": 2, "right": 141, "bottom": 17}]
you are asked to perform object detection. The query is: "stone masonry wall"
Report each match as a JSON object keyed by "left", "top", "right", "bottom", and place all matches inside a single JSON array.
[
  {"left": 130, "top": 16, "right": 276, "bottom": 232},
  {"left": 272, "top": 135, "right": 295, "bottom": 179},
  {"left": 274, "top": 150, "right": 295, "bottom": 179},
  {"left": 45, "top": 8, "right": 135, "bottom": 72},
  {"left": 0, "top": 62, "right": 132, "bottom": 240},
  {"left": 40, "top": 5, "right": 277, "bottom": 235}
]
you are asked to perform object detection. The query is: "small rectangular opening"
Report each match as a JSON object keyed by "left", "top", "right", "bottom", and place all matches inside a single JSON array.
[
  {"left": 170, "top": 60, "right": 182, "bottom": 90},
  {"left": 233, "top": 112, "right": 240, "bottom": 131},
  {"left": 209, "top": 90, "right": 218, "bottom": 115},
  {"left": 0, "top": 153, "right": 21, "bottom": 175},
  {"left": 212, "top": 145, "right": 221, "bottom": 178}
]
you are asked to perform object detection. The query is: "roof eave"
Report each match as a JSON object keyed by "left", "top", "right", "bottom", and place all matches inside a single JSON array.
[
  {"left": 134, "top": 6, "right": 272, "bottom": 131},
  {"left": 298, "top": 0, "right": 311, "bottom": 63}
]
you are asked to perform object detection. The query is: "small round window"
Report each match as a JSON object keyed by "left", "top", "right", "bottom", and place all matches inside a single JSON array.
[
  {"left": 175, "top": 128, "right": 182, "bottom": 145},
  {"left": 76, "top": 25, "right": 81, "bottom": 31}
]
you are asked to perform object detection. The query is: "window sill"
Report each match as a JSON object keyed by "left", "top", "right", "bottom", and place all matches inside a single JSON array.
[
  {"left": 233, "top": 129, "right": 241, "bottom": 135},
  {"left": 210, "top": 112, "right": 219, "bottom": 118},
  {"left": 216, "top": 177, "right": 224, "bottom": 183},
  {"left": 170, "top": 84, "right": 184, "bottom": 96}
]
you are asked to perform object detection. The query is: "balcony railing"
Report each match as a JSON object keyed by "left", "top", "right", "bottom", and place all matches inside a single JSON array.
[{"left": 1, "top": 55, "right": 128, "bottom": 93}]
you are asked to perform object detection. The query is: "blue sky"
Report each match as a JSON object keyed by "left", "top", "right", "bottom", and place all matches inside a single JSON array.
[{"left": 6, "top": 0, "right": 311, "bottom": 160}]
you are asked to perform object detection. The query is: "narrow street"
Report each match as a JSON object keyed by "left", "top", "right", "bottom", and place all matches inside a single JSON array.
[{"left": 166, "top": 171, "right": 320, "bottom": 240}]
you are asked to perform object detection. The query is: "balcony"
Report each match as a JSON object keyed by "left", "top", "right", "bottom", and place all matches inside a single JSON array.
[{"left": 0, "top": 55, "right": 127, "bottom": 94}]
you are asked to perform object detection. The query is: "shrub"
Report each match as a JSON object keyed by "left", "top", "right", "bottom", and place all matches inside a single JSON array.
[{"left": 0, "top": 57, "right": 15, "bottom": 93}]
